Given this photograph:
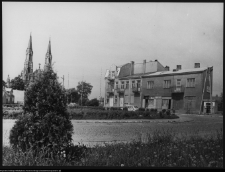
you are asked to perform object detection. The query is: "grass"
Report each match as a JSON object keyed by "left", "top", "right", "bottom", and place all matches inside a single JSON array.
[{"left": 3, "top": 128, "right": 223, "bottom": 167}]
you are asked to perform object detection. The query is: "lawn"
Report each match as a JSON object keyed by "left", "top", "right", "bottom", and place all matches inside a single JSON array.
[{"left": 3, "top": 128, "right": 223, "bottom": 167}]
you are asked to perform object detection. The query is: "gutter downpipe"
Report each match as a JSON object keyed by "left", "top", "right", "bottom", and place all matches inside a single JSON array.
[{"left": 199, "top": 68, "right": 208, "bottom": 115}]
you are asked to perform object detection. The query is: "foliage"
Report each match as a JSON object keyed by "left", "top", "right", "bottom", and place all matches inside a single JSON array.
[
  {"left": 66, "top": 88, "right": 80, "bottom": 104},
  {"left": 3, "top": 129, "right": 223, "bottom": 167},
  {"left": 77, "top": 81, "right": 93, "bottom": 103},
  {"left": 9, "top": 68, "right": 74, "bottom": 154},
  {"left": 68, "top": 108, "right": 179, "bottom": 120},
  {"left": 10, "top": 75, "right": 25, "bottom": 90},
  {"left": 85, "top": 98, "right": 99, "bottom": 106}
]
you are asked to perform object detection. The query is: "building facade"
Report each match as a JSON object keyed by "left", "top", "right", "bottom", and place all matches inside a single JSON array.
[{"left": 104, "top": 61, "right": 213, "bottom": 114}]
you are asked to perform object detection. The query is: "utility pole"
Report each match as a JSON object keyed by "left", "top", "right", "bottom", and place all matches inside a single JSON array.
[
  {"left": 100, "top": 68, "right": 102, "bottom": 102},
  {"left": 61, "top": 75, "right": 64, "bottom": 88},
  {"left": 208, "top": 67, "right": 213, "bottom": 114},
  {"left": 81, "top": 73, "right": 84, "bottom": 106}
]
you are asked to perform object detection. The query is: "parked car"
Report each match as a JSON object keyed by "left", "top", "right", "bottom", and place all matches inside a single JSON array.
[
  {"left": 125, "top": 105, "right": 139, "bottom": 111},
  {"left": 68, "top": 103, "right": 78, "bottom": 107}
]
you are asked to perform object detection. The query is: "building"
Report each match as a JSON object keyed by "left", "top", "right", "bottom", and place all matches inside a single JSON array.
[
  {"left": 104, "top": 61, "right": 213, "bottom": 114},
  {"left": 3, "top": 87, "right": 14, "bottom": 104},
  {"left": 4, "top": 34, "right": 53, "bottom": 104},
  {"left": 13, "top": 90, "right": 25, "bottom": 105},
  {"left": 104, "top": 60, "right": 166, "bottom": 107},
  {"left": 22, "top": 34, "right": 53, "bottom": 88}
]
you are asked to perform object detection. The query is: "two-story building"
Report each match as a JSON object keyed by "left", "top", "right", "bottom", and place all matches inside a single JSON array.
[
  {"left": 104, "top": 60, "right": 166, "bottom": 108},
  {"left": 104, "top": 61, "right": 213, "bottom": 114}
]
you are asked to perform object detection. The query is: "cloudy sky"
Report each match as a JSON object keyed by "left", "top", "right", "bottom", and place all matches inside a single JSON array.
[{"left": 3, "top": 2, "right": 223, "bottom": 99}]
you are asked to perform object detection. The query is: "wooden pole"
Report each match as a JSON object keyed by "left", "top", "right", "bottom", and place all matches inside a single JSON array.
[
  {"left": 208, "top": 67, "right": 213, "bottom": 114},
  {"left": 199, "top": 68, "right": 208, "bottom": 114}
]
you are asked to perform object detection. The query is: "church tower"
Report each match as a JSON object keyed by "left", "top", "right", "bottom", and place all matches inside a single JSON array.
[
  {"left": 23, "top": 34, "right": 33, "bottom": 85},
  {"left": 44, "top": 39, "right": 52, "bottom": 71}
]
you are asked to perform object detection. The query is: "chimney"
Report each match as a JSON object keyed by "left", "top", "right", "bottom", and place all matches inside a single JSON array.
[
  {"left": 176, "top": 65, "right": 181, "bottom": 71},
  {"left": 130, "top": 61, "right": 134, "bottom": 76},
  {"left": 194, "top": 63, "right": 200, "bottom": 68},
  {"left": 155, "top": 59, "right": 158, "bottom": 62},
  {"left": 165, "top": 66, "right": 170, "bottom": 71},
  {"left": 143, "top": 60, "right": 146, "bottom": 74}
]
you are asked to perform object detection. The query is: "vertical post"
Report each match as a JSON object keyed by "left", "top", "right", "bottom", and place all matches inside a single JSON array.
[
  {"left": 199, "top": 68, "right": 208, "bottom": 114},
  {"left": 61, "top": 75, "right": 64, "bottom": 88},
  {"left": 208, "top": 68, "right": 213, "bottom": 114}
]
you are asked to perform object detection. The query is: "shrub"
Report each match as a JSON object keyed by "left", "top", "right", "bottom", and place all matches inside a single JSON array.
[
  {"left": 9, "top": 68, "right": 74, "bottom": 155},
  {"left": 138, "top": 108, "right": 145, "bottom": 111}
]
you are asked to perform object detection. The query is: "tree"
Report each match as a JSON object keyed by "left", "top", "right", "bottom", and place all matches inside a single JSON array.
[
  {"left": 77, "top": 81, "right": 93, "bottom": 105},
  {"left": 66, "top": 88, "right": 80, "bottom": 104},
  {"left": 10, "top": 75, "right": 25, "bottom": 90},
  {"left": 85, "top": 98, "right": 99, "bottom": 106},
  {"left": 9, "top": 68, "right": 74, "bottom": 154}
]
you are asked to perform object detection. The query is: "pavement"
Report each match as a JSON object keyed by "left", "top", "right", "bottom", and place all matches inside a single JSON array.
[{"left": 71, "top": 115, "right": 194, "bottom": 123}]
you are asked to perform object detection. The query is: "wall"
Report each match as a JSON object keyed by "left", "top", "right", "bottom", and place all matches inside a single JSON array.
[
  {"left": 13, "top": 90, "right": 25, "bottom": 104},
  {"left": 142, "top": 72, "right": 205, "bottom": 112},
  {"left": 118, "top": 63, "right": 131, "bottom": 78},
  {"left": 145, "top": 61, "right": 157, "bottom": 73},
  {"left": 133, "top": 63, "right": 143, "bottom": 74}
]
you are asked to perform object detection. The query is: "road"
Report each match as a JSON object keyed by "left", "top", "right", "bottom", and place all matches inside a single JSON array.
[{"left": 3, "top": 114, "right": 223, "bottom": 147}]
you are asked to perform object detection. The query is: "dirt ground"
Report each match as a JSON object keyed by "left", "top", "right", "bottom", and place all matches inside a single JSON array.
[{"left": 3, "top": 114, "right": 223, "bottom": 147}]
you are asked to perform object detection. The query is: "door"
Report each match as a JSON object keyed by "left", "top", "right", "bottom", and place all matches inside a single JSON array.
[
  {"left": 206, "top": 103, "right": 211, "bottom": 113},
  {"left": 109, "top": 97, "right": 113, "bottom": 107},
  {"left": 172, "top": 93, "right": 184, "bottom": 110},
  {"left": 120, "top": 97, "right": 124, "bottom": 107},
  {"left": 142, "top": 99, "right": 145, "bottom": 108},
  {"left": 156, "top": 98, "right": 162, "bottom": 111}
]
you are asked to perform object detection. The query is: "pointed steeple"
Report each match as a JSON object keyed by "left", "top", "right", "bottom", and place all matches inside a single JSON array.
[
  {"left": 44, "top": 38, "right": 52, "bottom": 71},
  {"left": 47, "top": 38, "right": 51, "bottom": 55},
  {"left": 27, "top": 33, "right": 32, "bottom": 50}
]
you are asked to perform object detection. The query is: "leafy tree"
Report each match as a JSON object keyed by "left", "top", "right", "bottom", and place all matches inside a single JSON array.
[
  {"left": 78, "top": 97, "right": 89, "bottom": 106},
  {"left": 66, "top": 88, "right": 80, "bottom": 104},
  {"left": 77, "top": 81, "right": 93, "bottom": 105},
  {"left": 10, "top": 75, "right": 25, "bottom": 90},
  {"left": 9, "top": 67, "right": 74, "bottom": 154},
  {"left": 85, "top": 98, "right": 99, "bottom": 106}
]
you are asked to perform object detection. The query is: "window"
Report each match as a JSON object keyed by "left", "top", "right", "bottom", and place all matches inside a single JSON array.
[
  {"left": 137, "top": 80, "right": 141, "bottom": 88},
  {"left": 147, "top": 81, "right": 154, "bottom": 89},
  {"left": 106, "top": 96, "right": 109, "bottom": 103},
  {"left": 126, "top": 81, "right": 129, "bottom": 89},
  {"left": 162, "top": 99, "right": 169, "bottom": 108},
  {"left": 114, "top": 95, "right": 118, "bottom": 104},
  {"left": 131, "top": 81, "right": 136, "bottom": 88},
  {"left": 149, "top": 99, "right": 154, "bottom": 106},
  {"left": 164, "top": 80, "right": 171, "bottom": 88},
  {"left": 115, "top": 82, "right": 119, "bottom": 89},
  {"left": 121, "top": 81, "right": 125, "bottom": 89},
  {"left": 186, "top": 78, "right": 195, "bottom": 88},
  {"left": 176, "top": 79, "right": 181, "bottom": 87}
]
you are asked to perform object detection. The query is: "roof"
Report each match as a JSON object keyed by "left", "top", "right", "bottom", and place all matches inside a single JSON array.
[{"left": 142, "top": 67, "right": 212, "bottom": 77}]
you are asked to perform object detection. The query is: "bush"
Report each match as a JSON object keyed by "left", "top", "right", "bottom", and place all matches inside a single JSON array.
[
  {"left": 9, "top": 68, "right": 74, "bottom": 155},
  {"left": 138, "top": 108, "right": 145, "bottom": 111}
]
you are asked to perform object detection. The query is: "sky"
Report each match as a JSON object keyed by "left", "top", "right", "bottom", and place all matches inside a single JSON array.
[{"left": 3, "top": 2, "right": 223, "bottom": 99}]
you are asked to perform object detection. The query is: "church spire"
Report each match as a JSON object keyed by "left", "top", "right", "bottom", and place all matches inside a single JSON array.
[
  {"left": 44, "top": 38, "right": 52, "bottom": 71},
  {"left": 46, "top": 39, "right": 51, "bottom": 55},
  {"left": 27, "top": 33, "right": 32, "bottom": 50}
]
